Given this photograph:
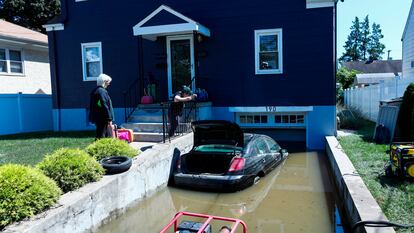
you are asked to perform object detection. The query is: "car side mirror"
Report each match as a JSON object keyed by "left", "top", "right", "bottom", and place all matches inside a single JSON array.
[{"left": 280, "top": 149, "right": 287, "bottom": 153}]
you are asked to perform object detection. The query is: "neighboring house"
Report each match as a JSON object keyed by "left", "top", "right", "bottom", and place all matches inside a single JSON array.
[
  {"left": 402, "top": 0, "right": 414, "bottom": 79},
  {"left": 44, "top": 0, "right": 337, "bottom": 149},
  {"left": 0, "top": 20, "right": 51, "bottom": 94},
  {"left": 342, "top": 60, "right": 402, "bottom": 87},
  {"left": 354, "top": 73, "right": 402, "bottom": 87},
  {"left": 342, "top": 60, "right": 402, "bottom": 74}
]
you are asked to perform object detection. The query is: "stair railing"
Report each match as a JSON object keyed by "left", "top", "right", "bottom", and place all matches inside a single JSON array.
[
  {"left": 123, "top": 79, "right": 140, "bottom": 123},
  {"left": 161, "top": 101, "right": 198, "bottom": 143}
]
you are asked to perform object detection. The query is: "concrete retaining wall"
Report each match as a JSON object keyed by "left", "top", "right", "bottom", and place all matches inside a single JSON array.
[
  {"left": 325, "top": 136, "right": 395, "bottom": 233},
  {"left": 3, "top": 133, "right": 193, "bottom": 233}
]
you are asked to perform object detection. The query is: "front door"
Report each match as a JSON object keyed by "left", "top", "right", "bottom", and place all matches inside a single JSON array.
[{"left": 167, "top": 35, "right": 195, "bottom": 98}]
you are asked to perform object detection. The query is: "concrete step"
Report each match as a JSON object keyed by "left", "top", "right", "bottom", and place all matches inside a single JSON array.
[
  {"left": 122, "top": 122, "right": 164, "bottom": 133},
  {"left": 128, "top": 109, "right": 164, "bottom": 123},
  {"left": 122, "top": 122, "right": 191, "bottom": 133},
  {"left": 133, "top": 132, "right": 164, "bottom": 142}
]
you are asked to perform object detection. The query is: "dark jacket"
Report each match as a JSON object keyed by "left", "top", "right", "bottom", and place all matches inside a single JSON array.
[{"left": 89, "top": 86, "right": 114, "bottom": 124}]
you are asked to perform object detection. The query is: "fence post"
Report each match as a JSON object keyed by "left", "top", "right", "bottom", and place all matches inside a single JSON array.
[
  {"left": 369, "top": 86, "right": 372, "bottom": 120},
  {"left": 379, "top": 80, "right": 384, "bottom": 101}
]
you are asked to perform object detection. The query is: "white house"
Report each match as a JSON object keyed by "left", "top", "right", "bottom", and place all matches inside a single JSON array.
[
  {"left": 402, "top": 0, "right": 414, "bottom": 80},
  {"left": 0, "top": 19, "right": 51, "bottom": 94}
]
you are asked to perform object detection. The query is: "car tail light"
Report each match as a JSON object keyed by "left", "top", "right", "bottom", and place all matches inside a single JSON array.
[{"left": 228, "top": 157, "right": 245, "bottom": 172}]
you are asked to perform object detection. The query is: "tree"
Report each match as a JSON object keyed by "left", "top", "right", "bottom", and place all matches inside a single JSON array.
[
  {"left": 340, "top": 16, "right": 386, "bottom": 62},
  {"left": 340, "top": 17, "right": 362, "bottom": 62},
  {"left": 367, "top": 23, "right": 386, "bottom": 60},
  {"left": 336, "top": 67, "right": 359, "bottom": 89},
  {"left": 0, "top": 0, "right": 60, "bottom": 32},
  {"left": 359, "top": 15, "right": 370, "bottom": 61}
]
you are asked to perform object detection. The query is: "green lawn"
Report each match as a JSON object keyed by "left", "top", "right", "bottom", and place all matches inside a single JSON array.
[
  {"left": 339, "top": 121, "right": 414, "bottom": 232},
  {"left": 0, "top": 131, "right": 95, "bottom": 166}
]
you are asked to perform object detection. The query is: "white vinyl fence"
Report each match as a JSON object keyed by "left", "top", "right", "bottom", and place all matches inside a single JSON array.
[{"left": 344, "top": 77, "right": 414, "bottom": 122}]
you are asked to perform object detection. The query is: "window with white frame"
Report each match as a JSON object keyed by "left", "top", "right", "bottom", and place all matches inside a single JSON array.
[
  {"left": 0, "top": 48, "right": 24, "bottom": 74},
  {"left": 255, "top": 29, "right": 283, "bottom": 75},
  {"left": 81, "top": 42, "right": 102, "bottom": 81}
]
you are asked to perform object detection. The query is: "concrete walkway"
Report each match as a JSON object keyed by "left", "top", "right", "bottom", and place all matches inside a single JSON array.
[{"left": 337, "top": 129, "right": 357, "bottom": 138}]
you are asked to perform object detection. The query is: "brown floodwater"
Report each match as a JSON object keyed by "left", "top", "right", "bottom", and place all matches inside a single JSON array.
[{"left": 97, "top": 150, "right": 335, "bottom": 233}]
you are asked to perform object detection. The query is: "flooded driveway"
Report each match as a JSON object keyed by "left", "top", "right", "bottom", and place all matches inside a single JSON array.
[{"left": 97, "top": 149, "right": 335, "bottom": 233}]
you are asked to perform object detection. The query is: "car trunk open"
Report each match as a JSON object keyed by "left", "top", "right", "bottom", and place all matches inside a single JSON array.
[{"left": 183, "top": 151, "right": 237, "bottom": 174}]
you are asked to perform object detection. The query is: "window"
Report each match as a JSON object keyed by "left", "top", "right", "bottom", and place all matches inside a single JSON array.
[
  {"left": 0, "top": 48, "right": 23, "bottom": 74},
  {"left": 275, "top": 114, "right": 305, "bottom": 124},
  {"left": 81, "top": 42, "right": 103, "bottom": 81},
  {"left": 255, "top": 29, "right": 283, "bottom": 75},
  {"left": 239, "top": 115, "right": 268, "bottom": 124}
]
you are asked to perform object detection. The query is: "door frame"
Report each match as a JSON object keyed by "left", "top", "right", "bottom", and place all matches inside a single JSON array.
[{"left": 166, "top": 34, "right": 195, "bottom": 98}]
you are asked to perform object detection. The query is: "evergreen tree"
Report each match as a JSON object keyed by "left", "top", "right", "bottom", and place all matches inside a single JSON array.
[
  {"left": 340, "top": 17, "right": 362, "bottom": 62},
  {"left": 0, "top": 0, "right": 60, "bottom": 32},
  {"left": 360, "top": 15, "right": 370, "bottom": 61},
  {"left": 367, "top": 23, "right": 386, "bottom": 60}
]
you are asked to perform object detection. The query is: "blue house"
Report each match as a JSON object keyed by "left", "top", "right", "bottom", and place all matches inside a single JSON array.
[{"left": 44, "top": 0, "right": 337, "bottom": 149}]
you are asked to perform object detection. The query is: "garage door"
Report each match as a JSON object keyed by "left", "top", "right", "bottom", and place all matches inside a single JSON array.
[{"left": 236, "top": 113, "right": 307, "bottom": 143}]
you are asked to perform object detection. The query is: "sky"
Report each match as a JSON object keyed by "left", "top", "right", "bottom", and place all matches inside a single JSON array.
[{"left": 337, "top": 0, "right": 412, "bottom": 60}]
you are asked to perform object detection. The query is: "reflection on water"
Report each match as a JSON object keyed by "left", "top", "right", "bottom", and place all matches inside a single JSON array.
[{"left": 97, "top": 151, "right": 334, "bottom": 233}]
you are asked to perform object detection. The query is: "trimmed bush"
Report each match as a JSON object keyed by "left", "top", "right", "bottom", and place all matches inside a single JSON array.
[
  {"left": 86, "top": 138, "right": 139, "bottom": 161},
  {"left": 0, "top": 164, "right": 61, "bottom": 229},
  {"left": 397, "top": 83, "right": 414, "bottom": 141},
  {"left": 37, "top": 148, "right": 104, "bottom": 193}
]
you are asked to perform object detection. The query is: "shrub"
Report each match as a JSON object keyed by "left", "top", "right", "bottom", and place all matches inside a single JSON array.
[
  {"left": 337, "top": 105, "right": 366, "bottom": 130},
  {"left": 85, "top": 138, "right": 139, "bottom": 161},
  {"left": 0, "top": 164, "right": 61, "bottom": 229},
  {"left": 37, "top": 148, "right": 104, "bottom": 193},
  {"left": 397, "top": 83, "right": 414, "bottom": 141}
]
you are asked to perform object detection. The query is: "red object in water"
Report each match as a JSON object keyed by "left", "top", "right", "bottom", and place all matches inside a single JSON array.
[
  {"left": 159, "top": 211, "right": 247, "bottom": 233},
  {"left": 141, "top": 95, "right": 153, "bottom": 104}
]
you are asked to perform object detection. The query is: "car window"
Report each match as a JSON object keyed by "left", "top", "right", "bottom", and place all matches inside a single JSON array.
[
  {"left": 265, "top": 138, "right": 281, "bottom": 153},
  {"left": 256, "top": 138, "right": 270, "bottom": 154}
]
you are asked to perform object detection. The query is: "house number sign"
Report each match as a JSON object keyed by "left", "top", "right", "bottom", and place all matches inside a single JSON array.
[{"left": 265, "top": 106, "right": 278, "bottom": 112}]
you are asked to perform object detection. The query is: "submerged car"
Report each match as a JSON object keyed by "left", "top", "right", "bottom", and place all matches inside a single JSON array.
[{"left": 172, "top": 120, "right": 288, "bottom": 192}]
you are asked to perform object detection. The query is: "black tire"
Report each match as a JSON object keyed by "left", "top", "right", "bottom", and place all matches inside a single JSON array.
[{"left": 100, "top": 156, "right": 132, "bottom": 175}]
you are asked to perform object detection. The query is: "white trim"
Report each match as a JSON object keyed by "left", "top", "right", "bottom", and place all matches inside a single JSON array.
[
  {"left": 306, "top": 2, "right": 335, "bottom": 9},
  {"left": 254, "top": 28, "right": 283, "bottom": 75},
  {"left": 43, "top": 23, "right": 64, "bottom": 32},
  {"left": 166, "top": 35, "right": 195, "bottom": 98},
  {"left": 81, "top": 42, "right": 103, "bottom": 82},
  {"left": 0, "top": 48, "right": 25, "bottom": 75},
  {"left": 133, "top": 5, "right": 210, "bottom": 38},
  {"left": 229, "top": 106, "right": 314, "bottom": 113}
]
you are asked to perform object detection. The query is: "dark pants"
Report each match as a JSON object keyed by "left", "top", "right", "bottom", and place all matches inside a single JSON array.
[
  {"left": 95, "top": 122, "right": 113, "bottom": 139},
  {"left": 168, "top": 109, "right": 179, "bottom": 137}
]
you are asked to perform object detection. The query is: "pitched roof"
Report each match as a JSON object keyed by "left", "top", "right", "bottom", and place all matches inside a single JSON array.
[
  {"left": 341, "top": 60, "right": 402, "bottom": 74},
  {"left": 402, "top": 0, "right": 414, "bottom": 40},
  {"left": 0, "top": 19, "right": 48, "bottom": 44},
  {"left": 354, "top": 73, "right": 401, "bottom": 85}
]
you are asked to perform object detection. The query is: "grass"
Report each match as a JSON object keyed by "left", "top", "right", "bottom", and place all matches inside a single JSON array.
[
  {"left": 339, "top": 121, "right": 414, "bottom": 232},
  {"left": 0, "top": 131, "right": 95, "bottom": 166}
]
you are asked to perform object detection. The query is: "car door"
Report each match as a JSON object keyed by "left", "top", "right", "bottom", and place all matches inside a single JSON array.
[
  {"left": 255, "top": 137, "right": 273, "bottom": 173},
  {"left": 264, "top": 137, "right": 282, "bottom": 169}
]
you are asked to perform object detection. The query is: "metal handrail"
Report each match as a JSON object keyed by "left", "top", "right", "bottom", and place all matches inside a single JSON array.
[
  {"left": 159, "top": 211, "right": 248, "bottom": 233},
  {"left": 161, "top": 101, "right": 198, "bottom": 143},
  {"left": 123, "top": 78, "right": 140, "bottom": 123}
]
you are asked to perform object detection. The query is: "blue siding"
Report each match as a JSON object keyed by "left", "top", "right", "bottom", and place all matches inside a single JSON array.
[
  {"left": 0, "top": 94, "right": 53, "bottom": 135},
  {"left": 50, "top": 0, "right": 335, "bottom": 109},
  {"left": 53, "top": 108, "right": 126, "bottom": 131},
  {"left": 306, "top": 105, "right": 336, "bottom": 149}
]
